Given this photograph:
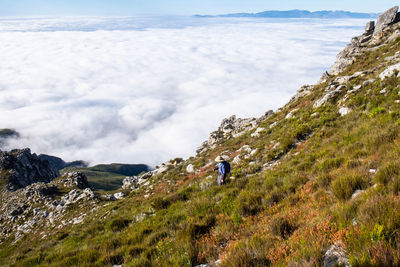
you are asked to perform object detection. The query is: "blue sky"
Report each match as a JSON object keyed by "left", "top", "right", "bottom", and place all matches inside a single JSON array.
[{"left": 0, "top": 0, "right": 398, "bottom": 16}]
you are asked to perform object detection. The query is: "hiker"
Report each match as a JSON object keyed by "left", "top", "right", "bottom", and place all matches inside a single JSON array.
[{"left": 214, "top": 156, "right": 230, "bottom": 185}]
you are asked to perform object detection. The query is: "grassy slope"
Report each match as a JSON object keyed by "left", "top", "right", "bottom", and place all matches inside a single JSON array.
[{"left": 1, "top": 28, "right": 400, "bottom": 266}]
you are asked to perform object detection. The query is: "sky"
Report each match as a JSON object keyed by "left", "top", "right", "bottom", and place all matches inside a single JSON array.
[
  {"left": 0, "top": 0, "right": 398, "bottom": 16},
  {"left": 0, "top": 17, "right": 368, "bottom": 166}
]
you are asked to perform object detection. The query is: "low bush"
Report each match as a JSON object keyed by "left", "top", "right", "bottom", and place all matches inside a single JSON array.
[
  {"left": 374, "top": 163, "right": 400, "bottom": 185},
  {"left": 151, "top": 197, "right": 171, "bottom": 210},
  {"left": 236, "top": 191, "right": 263, "bottom": 217},
  {"left": 107, "top": 218, "right": 131, "bottom": 232},
  {"left": 331, "top": 174, "right": 368, "bottom": 201},
  {"left": 222, "top": 236, "right": 272, "bottom": 267},
  {"left": 318, "top": 158, "right": 344, "bottom": 172},
  {"left": 269, "top": 216, "right": 297, "bottom": 239}
]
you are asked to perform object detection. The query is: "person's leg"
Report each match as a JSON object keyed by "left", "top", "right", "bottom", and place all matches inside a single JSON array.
[{"left": 217, "top": 174, "right": 224, "bottom": 185}]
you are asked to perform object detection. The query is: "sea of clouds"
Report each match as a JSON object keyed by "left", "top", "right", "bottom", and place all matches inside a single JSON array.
[{"left": 0, "top": 17, "right": 367, "bottom": 166}]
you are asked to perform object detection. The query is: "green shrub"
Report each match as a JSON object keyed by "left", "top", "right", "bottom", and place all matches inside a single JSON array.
[
  {"left": 345, "top": 159, "right": 362, "bottom": 169},
  {"left": 236, "top": 190, "right": 263, "bottom": 217},
  {"left": 107, "top": 218, "right": 131, "bottom": 232},
  {"left": 222, "top": 236, "right": 272, "bottom": 267},
  {"left": 374, "top": 163, "right": 400, "bottom": 185},
  {"left": 369, "top": 107, "right": 387, "bottom": 118},
  {"left": 318, "top": 158, "right": 344, "bottom": 171},
  {"left": 316, "top": 174, "right": 332, "bottom": 188},
  {"left": 151, "top": 197, "right": 171, "bottom": 210},
  {"left": 331, "top": 175, "right": 368, "bottom": 201},
  {"left": 358, "top": 195, "right": 400, "bottom": 239},
  {"left": 270, "top": 216, "right": 297, "bottom": 239}
]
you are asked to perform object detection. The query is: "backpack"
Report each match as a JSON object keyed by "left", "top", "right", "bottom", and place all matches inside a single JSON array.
[{"left": 222, "top": 161, "right": 231, "bottom": 174}]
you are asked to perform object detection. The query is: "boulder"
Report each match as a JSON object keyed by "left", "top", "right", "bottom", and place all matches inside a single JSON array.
[
  {"left": 186, "top": 164, "right": 195, "bottom": 173},
  {"left": 313, "top": 85, "right": 345, "bottom": 108},
  {"left": 122, "top": 176, "right": 139, "bottom": 190},
  {"left": 379, "top": 62, "right": 400, "bottom": 79},
  {"left": 373, "top": 6, "right": 399, "bottom": 38},
  {"left": 339, "top": 107, "right": 351, "bottom": 116},
  {"left": 63, "top": 172, "right": 90, "bottom": 189},
  {"left": 365, "top": 21, "right": 375, "bottom": 33},
  {"left": 323, "top": 242, "right": 350, "bottom": 267}
]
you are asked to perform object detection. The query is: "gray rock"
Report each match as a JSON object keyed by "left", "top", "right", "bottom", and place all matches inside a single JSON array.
[
  {"left": 323, "top": 242, "right": 350, "bottom": 267},
  {"left": 339, "top": 107, "right": 351, "bottom": 116},
  {"left": 379, "top": 62, "right": 400, "bottom": 80},
  {"left": 197, "top": 115, "right": 259, "bottom": 153},
  {"left": 186, "top": 164, "right": 195, "bottom": 173},
  {"left": 365, "top": 21, "right": 375, "bottom": 33},
  {"left": 64, "top": 172, "right": 89, "bottom": 189},
  {"left": 373, "top": 6, "right": 399, "bottom": 38},
  {"left": 122, "top": 176, "right": 139, "bottom": 191},
  {"left": 256, "top": 110, "right": 274, "bottom": 123},
  {"left": 114, "top": 192, "right": 125, "bottom": 200},
  {"left": 314, "top": 85, "right": 345, "bottom": 108},
  {"left": 0, "top": 148, "right": 60, "bottom": 191}
]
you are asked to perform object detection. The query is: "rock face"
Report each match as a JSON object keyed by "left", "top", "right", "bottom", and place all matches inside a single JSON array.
[
  {"left": 0, "top": 148, "right": 60, "bottom": 191},
  {"left": 373, "top": 6, "right": 399, "bottom": 38},
  {"left": 38, "top": 154, "right": 88, "bottom": 170}
]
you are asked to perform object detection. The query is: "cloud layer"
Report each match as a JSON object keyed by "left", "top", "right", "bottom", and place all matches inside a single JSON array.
[{"left": 0, "top": 17, "right": 366, "bottom": 166}]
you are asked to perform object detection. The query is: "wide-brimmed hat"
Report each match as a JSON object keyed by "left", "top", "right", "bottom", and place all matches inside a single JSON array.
[{"left": 215, "top": 156, "right": 224, "bottom": 162}]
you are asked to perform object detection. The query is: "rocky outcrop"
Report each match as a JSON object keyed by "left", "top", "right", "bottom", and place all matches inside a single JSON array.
[
  {"left": 54, "top": 172, "right": 90, "bottom": 189},
  {"left": 0, "top": 148, "right": 60, "bottom": 191},
  {"left": 197, "top": 111, "right": 274, "bottom": 154},
  {"left": 373, "top": 6, "right": 399, "bottom": 38},
  {"left": 330, "top": 6, "right": 400, "bottom": 75},
  {"left": 38, "top": 154, "right": 88, "bottom": 170},
  {"left": 0, "top": 173, "right": 98, "bottom": 243}
]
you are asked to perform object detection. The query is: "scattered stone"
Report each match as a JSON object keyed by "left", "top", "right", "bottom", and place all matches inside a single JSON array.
[
  {"left": 362, "top": 79, "right": 376, "bottom": 87},
  {"left": 351, "top": 190, "right": 365, "bottom": 199},
  {"left": 314, "top": 85, "right": 345, "bottom": 108},
  {"left": 251, "top": 127, "right": 265, "bottom": 137},
  {"left": 186, "top": 164, "right": 195, "bottom": 173},
  {"left": 232, "top": 155, "right": 241, "bottom": 164},
  {"left": 369, "top": 169, "right": 377, "bottom": 174},
  {"left": 269, "top": 122, "right": 278, "bottom": 129},
  {"left": 379, "top": 62, "right": 400, "bottom": 80},
  {"left": 122, "top": 176, "right": 139, "bottom": 191},
  {"left": 289, "top": 85, "right": 313, "bottom": 102},
  {"left": 323, "top": 242, "right": 350, "bottom": 267},
  {"left": 285, "top": 109, "right": 298, "bottom": 119},
  {"left": 339, "top": 107, "right": 351, "bottom": 116},
  {"left": 114, "top": 192, "right": 125, "bottom": 200},
  {"left": 380, "top": 88, "right": 387, "bottom": 94},
  {"left": 387, "top": 30, "right": 400, "bottom": 43}
]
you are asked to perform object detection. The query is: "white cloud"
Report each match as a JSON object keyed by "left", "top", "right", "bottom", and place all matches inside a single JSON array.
[{"left": 0, "top": 17, "right": 367, "bottom": 166}]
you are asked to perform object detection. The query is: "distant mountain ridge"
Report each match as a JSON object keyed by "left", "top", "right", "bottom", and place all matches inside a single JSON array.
[{"left": 195, "top": 9, "right": 378, "bottom": 19}]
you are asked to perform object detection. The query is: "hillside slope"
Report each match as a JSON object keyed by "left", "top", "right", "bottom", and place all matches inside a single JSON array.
[{"left": 1, "top": 6, "right": 400, "bottom": 267}]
